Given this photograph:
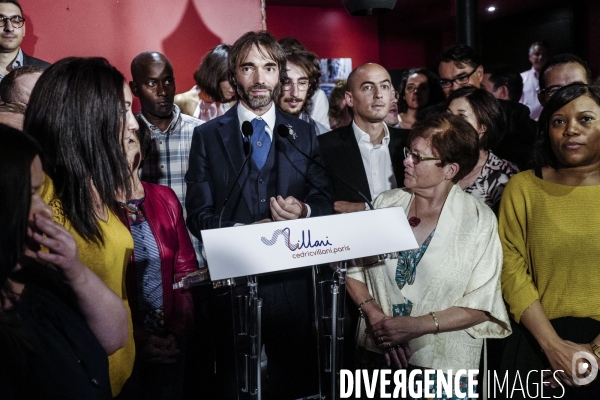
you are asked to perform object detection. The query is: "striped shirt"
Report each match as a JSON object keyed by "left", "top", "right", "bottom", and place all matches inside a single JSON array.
[
  {"left": 139, "top": 105, "right": 205, "bottom": 264},
  {"left": 130, "top": 220, "right": 164, "bottom": 333}
]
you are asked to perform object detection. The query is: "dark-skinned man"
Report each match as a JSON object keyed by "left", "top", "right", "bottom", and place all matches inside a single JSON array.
[{"left": 130, "top": 51, "right": 204, "bottom": 260}]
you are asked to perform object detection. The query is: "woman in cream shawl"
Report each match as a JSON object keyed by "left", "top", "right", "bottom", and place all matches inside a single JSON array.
[{"left": 347, "top": 114, "right": 510, "bottom": 399}]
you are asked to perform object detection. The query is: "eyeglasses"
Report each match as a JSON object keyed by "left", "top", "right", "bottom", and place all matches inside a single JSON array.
[
  {"left": 538, "top": 85, "right": 563, "bottom": 98},
  {"left": 403, "top": 147, "right": 440, "bottom": 165},
  {"left": 0, "top": 15, "right": 25, "bottom": 29},
  {"left": 283, "top": 79, "right": 309, "bottom": 92},
  {"left": 439, "top": 65, "right": 479, "bottom": 89}
]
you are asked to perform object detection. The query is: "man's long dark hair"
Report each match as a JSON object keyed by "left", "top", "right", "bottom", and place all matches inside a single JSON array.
[
  {"left": 227, "top": 31, "right": 288, "bottom": 101},
  {"left": 24, "top": 57, "right": 131, "bottom": 244},
  {"left": 282, "top": 49, "right": 321, "bottom": 114}
]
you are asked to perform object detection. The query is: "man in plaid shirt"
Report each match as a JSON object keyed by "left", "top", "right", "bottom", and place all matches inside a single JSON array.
[{"left": 130, "top": 51, "right": 205, "bottom": 264}]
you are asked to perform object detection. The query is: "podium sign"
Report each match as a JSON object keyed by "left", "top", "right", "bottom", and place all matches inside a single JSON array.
[{"left": 202, "top": 207, "right": 417, "bottom": 281}]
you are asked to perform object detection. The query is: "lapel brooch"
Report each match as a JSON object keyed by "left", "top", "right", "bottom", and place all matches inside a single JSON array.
[{"left": 286, "top": 124, "right": 298, "bottom": 139}]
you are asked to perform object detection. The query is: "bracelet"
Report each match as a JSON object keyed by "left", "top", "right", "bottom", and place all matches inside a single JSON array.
[
  {"left": 358, "top": 298, "right": 376, "bottom": 310},
  {"left": 430, "top": 311, "right": 440, "bottom": 334},
  {"left": 358, "top": 298, "right": 376, "bottom": 318}
]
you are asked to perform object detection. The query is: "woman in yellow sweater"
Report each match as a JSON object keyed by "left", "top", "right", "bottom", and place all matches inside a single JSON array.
[
  {"left": 24, "top": 58, "right": 139, "bottom": 398},
  {"left": 499, "top": 82, "right": 600, "bottom": 398}
]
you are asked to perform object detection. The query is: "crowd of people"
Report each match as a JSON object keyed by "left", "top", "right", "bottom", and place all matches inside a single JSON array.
[{"left": 1, "top": 0, "right": 599, "bottom": 399}]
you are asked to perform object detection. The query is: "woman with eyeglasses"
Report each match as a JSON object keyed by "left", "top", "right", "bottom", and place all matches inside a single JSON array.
[
  {"left": 396, "top": 68, "right": 445, "bottom": 129},
  {"left": 346, "top": 113, "right": 510, "bottom": 399},
  {"left": 447, "top": 87, "right": 519, "bottom": 212},
  {"left": 499, "top": 83, "right": 600, "bottom": 398}
]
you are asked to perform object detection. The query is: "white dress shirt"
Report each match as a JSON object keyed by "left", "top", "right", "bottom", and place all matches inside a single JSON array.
[
  {"left": 310, "top": 89, "right": 331, "bottom": 129},
  {"left": 520, "top": 67, "right": 542, "bottom": 120},
  {"left": 237, "top": 101, "right": 276, "bottom": 140},
  {"left": 352, "top": 121, "right": 397, "bottom": 202}
]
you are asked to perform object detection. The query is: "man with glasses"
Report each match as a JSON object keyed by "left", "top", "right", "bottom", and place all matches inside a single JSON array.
[
  {"left": 318, "top": 63, "right": 407, "bottom": 214},
  {"left": 421, "top": 44, "right": 535, "bottom": 170},
  {"left": 0, "top": 0, "right": 49, "bottom": 81},
  {"left": 276, "top": 49, "right": 329, "bottom": 134},
  {"left": 418, "top": 44, "right": 485, "bottom": 120},
  {"left": 278, "top": 37, "right": 331, "bottom": 130},
  {"left": 537, "top": 53, "right": 591, "bottom": 108}
]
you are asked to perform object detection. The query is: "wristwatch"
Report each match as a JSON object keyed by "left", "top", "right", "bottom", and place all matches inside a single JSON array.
[{"left": 589, "top": 341, "right": 600, "bottom": 358}]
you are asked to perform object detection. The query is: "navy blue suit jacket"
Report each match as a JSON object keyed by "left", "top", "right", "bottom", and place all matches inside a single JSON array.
[{"left": 185, "top": 104, "right": 333, "bottom": 240}]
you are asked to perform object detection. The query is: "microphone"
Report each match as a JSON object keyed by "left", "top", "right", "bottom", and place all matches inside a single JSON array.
[
  {"left": 218, "top": 121, "right": 254, "bottom": 228},
  {"left": 241, "top": 120, "right": 253, "bottom": 156},
  {"left": 276, "top": 124, "right": 374, "bottom": 210}
]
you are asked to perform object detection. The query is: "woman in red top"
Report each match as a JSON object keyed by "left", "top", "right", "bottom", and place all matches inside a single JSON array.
[{"left": 119, "top": 124, "right": 198, "bottom": 400}]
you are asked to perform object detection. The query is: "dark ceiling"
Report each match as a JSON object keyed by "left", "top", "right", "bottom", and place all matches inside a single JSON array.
[{"left": 265, "top": 0, "right": 567, "bottom": 30}]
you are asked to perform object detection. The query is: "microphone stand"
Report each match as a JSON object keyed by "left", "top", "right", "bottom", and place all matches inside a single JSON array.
[
  {"left": 276, "top": 124, "right": 374, "bottom": 210},
  {"left": 218, "top": 121, "right": 264, "bottom": 399},
  {"left": 218, "top": 121, "right": 254, "bottom": 228},
  {"left": 277, "top": 125, "right": 374, "bottom": 399}
]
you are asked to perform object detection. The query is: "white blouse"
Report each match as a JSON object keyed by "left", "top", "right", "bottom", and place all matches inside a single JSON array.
[{"left": 348, "top": 185, "right": 511, "bottom": 370}]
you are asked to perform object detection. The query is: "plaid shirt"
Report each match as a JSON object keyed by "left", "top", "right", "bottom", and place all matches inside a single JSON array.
[{"left": 138, "top": 105, "right": 205, "bottom": 263}]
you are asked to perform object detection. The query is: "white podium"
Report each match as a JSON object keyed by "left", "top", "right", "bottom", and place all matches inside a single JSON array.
[{"left": 202, "top": 207, "right": 417, "bottom": 400}]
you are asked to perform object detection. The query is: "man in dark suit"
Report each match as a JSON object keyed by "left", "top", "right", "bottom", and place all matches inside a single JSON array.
[
  {"left": 420, "top": 44, "right": 536, "bottom": 169},
  {"left": 318, "top": 63, "right": 408, "bottom": 211},
  {"left": 185, "top": 31, "right": 332, "bottom": 400},
  {"left": 0, "top": 0, "right": 50, "bottom": 82}
]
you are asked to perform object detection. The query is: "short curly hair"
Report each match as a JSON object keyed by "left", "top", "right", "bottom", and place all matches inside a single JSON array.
[
  {"left": 408, "top": 113, "right": 480, "bottom": 183},
  {"left": 282, "top": 49, "right": 321, "bottom": 114}
]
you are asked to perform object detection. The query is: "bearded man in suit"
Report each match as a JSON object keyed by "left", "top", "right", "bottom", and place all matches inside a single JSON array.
[{"left": 185, "top": 30, "right": 332, "bottom": 399}]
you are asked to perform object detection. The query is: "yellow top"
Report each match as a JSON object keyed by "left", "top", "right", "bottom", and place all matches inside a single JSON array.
[
  {"left": 499, "top": 170, "right": 600, "bottom": 323},
  {"left": 42, "top": 176, "right": 135, "bottom": 396}
]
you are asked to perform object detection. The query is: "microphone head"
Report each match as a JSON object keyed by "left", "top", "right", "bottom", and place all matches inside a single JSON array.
[
  {"left": 277, "top": 124, "right": 290, "bottom": 138},
  {"left": 241, "top": 121, "right": 253, "bottom": 138}
]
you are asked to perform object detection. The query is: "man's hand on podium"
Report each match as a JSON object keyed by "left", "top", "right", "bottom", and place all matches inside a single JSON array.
[{"left": 270, "top": 195, "right": 304, "bottom": 220}]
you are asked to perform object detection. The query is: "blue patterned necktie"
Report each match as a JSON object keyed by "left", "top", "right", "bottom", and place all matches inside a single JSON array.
[{"left": 251, "top": 118, "right": 271, "bottom": 169}]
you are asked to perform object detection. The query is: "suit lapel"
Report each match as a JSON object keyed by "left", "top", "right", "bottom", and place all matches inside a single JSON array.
[
  {"left": 340, "top": 125, "right": 372, "bottom": 201},
  {"left": 217, "top": 107, "right": 253, "bottom": 213}
]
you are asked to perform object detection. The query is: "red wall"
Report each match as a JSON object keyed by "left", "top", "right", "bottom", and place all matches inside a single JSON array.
[
  {"left": 378, "top": 27, "right": 427, "bottom": 70},
  {"left": 265, "top": 6, "right": 380, "bottom": 68},
  {"left": 20, "top": 0, "right": 262, "bottom": 94}
]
